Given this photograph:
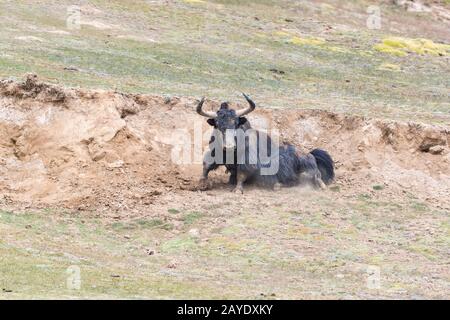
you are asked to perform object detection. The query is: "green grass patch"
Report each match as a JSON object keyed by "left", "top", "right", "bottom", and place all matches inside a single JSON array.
[{"left": 182, "top": 212, "right": 204, "bottom": 225}]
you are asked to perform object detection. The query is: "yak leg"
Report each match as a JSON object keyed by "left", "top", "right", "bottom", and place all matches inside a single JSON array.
[
  {"left": 317, "top": 178, "right": 327, "bottom": 190},
  {"left": 232, "top": 170, "right": 248, "bottom": 194},
  {"left": 227, "top": 167, "right": 237, "bottom": 185},
  {"left": 199, "top": 150, "right": 219, "bottom": 190},
  {"left": 202, "top": 162, "right": 218, "bottom": 180},
  {"left": 313, "top": 172, "right": 327, "bottom": 190},
  {"left": 273, "top": 182, "right": 282, "bottom": 191}
]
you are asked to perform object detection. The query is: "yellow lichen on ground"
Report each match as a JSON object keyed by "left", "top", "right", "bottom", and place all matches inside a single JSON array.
[
  {"left": 255, "top": 32, "right": 268, "bottom": 38},
  {"left": 327, "top": 46, "right": 353, "bottom": 54},
  {"left": 290, "top": 36, "right": 326, "bottom": 46},
  {"left": 374, "top": 44, "right": 407, "bottom": 57},
  {"left": 183, "top": 0, "right": 205, "bottom": 4},
  {"left": 274, "top": 31, "right": 291, "bottom": 37},
  {"left": 274, "top": 31, "right": 326, "bottom": 47},
  {"left": 374, "top": 37, "right": 450, "bottom": 57},
  {"left": 378, "top": 63, "right": 401, "bottom": 72},
  {"left": 320, "top": 3, "right": 335, "bottom": 11},
  {"left": 274, "top": 31, "right": 358, "bottom": 55}
]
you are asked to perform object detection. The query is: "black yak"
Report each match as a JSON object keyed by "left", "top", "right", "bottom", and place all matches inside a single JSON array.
[{"left": 197, "top": 94, "right": 334, "bottom": 193}]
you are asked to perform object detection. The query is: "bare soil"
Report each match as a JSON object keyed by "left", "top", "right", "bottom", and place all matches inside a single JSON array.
[{"left": 1, "top": 75, "right": 449, "bottom": 213}]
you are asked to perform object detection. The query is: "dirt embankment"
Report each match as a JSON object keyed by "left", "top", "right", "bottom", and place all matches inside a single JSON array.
[{"left": 0, "top": 75, "right": 449, "bottom": 211}]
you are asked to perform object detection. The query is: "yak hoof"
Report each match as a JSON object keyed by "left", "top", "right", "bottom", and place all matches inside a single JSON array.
[
  {"left": 199, "top": 178, "right": 209, "bottom": 191},
  {"left": 232, "top": 187, "right": 243, "bottom": 194},
  {"left": 273, "top": 183, "right": 282, "bottom": 191},
  {"left": 316, "top": 178, "right": 327, "bottom": 190}
]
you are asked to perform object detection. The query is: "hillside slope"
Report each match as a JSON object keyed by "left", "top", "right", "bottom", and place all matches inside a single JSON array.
[{"left": 0, "top": 0, "right": 449, "bottom": 123}]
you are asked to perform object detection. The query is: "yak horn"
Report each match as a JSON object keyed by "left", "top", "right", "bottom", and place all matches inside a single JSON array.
[
  {"left": 196, "top": 97, "right": 216, "bottom": 118},
  {"left": 236, "top": 93, "right": 256, "bottom": 117}
]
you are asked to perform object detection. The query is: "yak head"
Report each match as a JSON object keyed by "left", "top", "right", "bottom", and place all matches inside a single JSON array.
[{"left": 196, "top": 93, "right": 255, "bottom": 151}]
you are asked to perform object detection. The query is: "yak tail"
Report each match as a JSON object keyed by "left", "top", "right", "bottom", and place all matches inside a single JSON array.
[{"left": 310, "top": 149, "right": 335, "bottom": 185}]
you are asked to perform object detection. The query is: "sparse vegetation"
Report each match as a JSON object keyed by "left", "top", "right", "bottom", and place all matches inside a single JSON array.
[
  {"left": 182, "top": 212, "right": 204, "bottom": 225},
  {"left": 0, "top": 0, "right": 449, "bottom": 300}
]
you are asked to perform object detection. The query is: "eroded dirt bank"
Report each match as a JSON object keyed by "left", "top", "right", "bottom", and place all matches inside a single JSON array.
[{"left": 0, "top": 75, "right": 449, "bottom": 212}]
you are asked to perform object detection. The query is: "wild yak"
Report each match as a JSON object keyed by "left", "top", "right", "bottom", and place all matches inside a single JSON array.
[{"left": 197, "top": 94, "right": 334, "bottom": 193}]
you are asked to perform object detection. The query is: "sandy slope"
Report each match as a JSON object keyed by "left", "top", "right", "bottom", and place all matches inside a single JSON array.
[{"left": 1, "top": 75, "right": 449, "bottom": 211}]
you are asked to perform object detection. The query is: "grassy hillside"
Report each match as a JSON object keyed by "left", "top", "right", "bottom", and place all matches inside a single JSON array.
[
  {"left": 0, "top": 0, "right": 449, "bottom": 123},
  {"left": 1, "top": 191, "right": 449, "bottom": 299}
]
